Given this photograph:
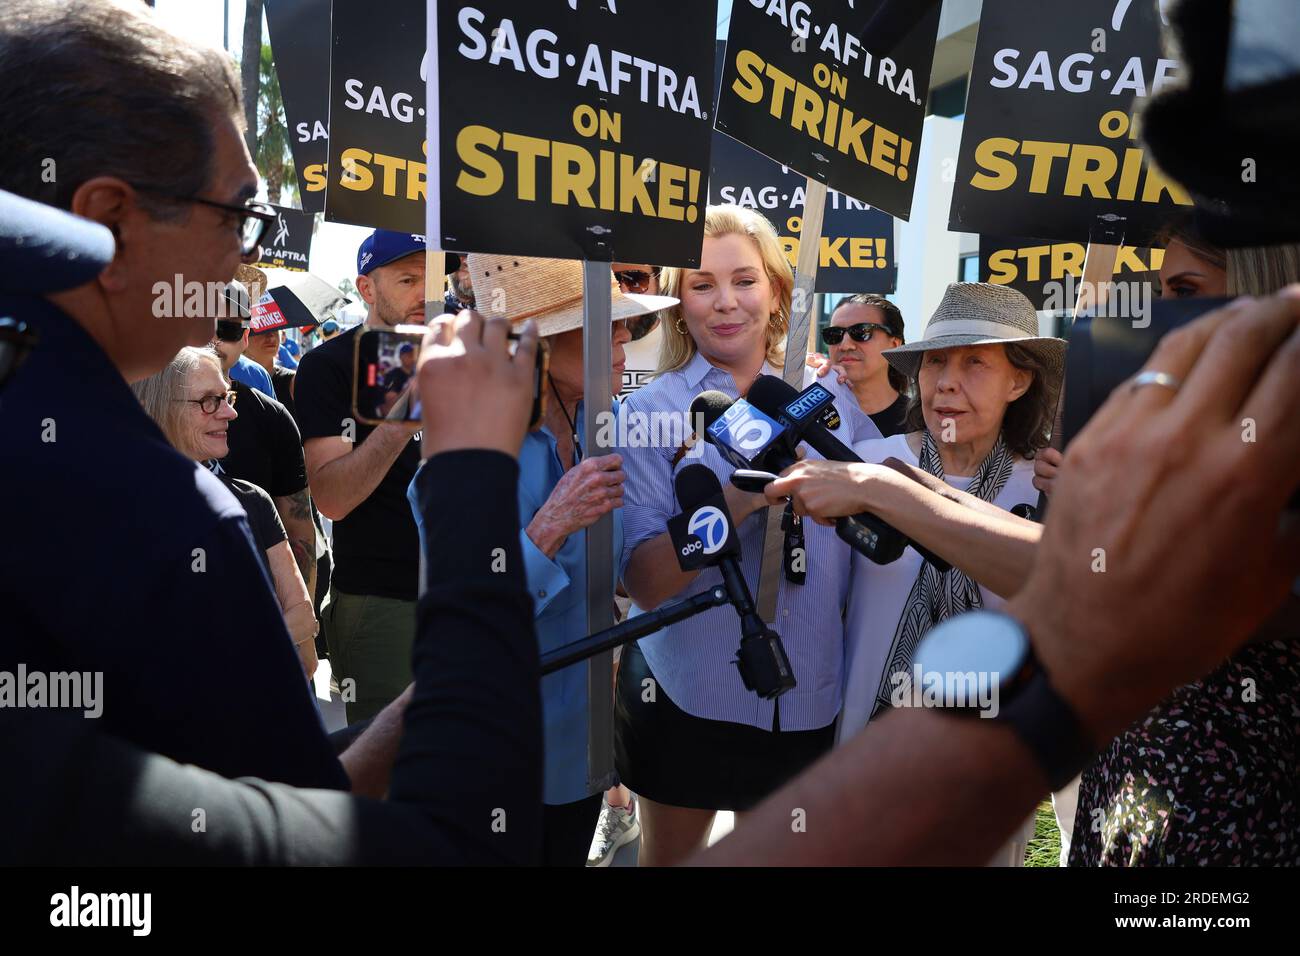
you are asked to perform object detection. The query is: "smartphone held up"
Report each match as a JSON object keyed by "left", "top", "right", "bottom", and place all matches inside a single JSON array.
[{"left": 352, "top": 323, "right": 548, "bottom": 430}]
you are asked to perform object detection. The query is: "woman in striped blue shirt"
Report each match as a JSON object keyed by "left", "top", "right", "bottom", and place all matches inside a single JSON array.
[{"left": 616, "top": 205, "right": 878, "bottom": 866}]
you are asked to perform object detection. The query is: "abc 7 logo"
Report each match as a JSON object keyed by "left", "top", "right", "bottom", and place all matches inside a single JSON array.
[{"left": 682, "top": 505, "right": 727, "bottom": 557}]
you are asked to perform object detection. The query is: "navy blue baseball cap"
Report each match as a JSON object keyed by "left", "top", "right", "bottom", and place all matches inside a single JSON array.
[
  {"left": 357, "top": 229, "right": 426, "bottom": 276},
  {"left": 0, "top": 188, "right": 116, "bottom": 295}
]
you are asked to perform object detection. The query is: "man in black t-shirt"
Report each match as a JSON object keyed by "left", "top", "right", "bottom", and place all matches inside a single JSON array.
[
  {"left": 211, "top": 314, "right": 321, "bottom": 618},
  {"left": 822, "top": 293, "right": 910, "bottom": 437},
  {"left": 294, "top": 230, "right": 427, "bottom": 722}
]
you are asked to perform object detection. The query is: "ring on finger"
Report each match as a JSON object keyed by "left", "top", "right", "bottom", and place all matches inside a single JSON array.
[{"left": 1128, "top": 370, "right": 1182, "bottom": 394}]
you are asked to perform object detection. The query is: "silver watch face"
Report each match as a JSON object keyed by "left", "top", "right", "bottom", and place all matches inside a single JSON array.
[{"left": 911, "top": 612, "right": 1030, "bottom": 709}]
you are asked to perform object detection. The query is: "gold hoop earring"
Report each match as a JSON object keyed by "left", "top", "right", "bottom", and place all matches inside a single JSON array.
[{"left": 674, "top": 316, "right": 686, "bottom": 335}]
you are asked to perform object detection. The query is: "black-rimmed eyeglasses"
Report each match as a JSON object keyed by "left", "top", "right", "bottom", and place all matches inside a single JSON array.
[
  {"left": 822, "top": 322, "right": 893, "bottom": 346},
  {"left": 132, "top": 186, "right": 277, "bottom": 256},
  {"left": 175, "top": 390, "right": 237, "bottom": 415}
]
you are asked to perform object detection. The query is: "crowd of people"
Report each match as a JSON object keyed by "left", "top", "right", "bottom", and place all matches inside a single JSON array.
[{"left": 0, "top": 0, "right": 1297, "bottom": 870}]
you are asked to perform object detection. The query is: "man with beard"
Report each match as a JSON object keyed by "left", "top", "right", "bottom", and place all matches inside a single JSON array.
[
  {"left": 294, "top": 230, "right": 427, "bottom": 722},
  {"left": 444, "top": 253, "right": 475, "bottom": 313}
]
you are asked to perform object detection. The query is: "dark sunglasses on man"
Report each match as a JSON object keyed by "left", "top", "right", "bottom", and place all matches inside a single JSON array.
[
  {"left": 214, "top": 319, "right": 245, "bottom": 343},
  {"left": 822, "top": 321, "right": 894, "bottom": 346},
  {"left": 614, "top": 268, "right": 660, "bottom": 294}
]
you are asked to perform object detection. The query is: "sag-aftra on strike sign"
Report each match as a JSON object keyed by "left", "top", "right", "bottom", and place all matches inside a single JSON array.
[
  {"left": 715, "top": 0, "right": 941, "bottom": 220},
  {"left": 949, "top": 0, "right": 1193, "bottom": 246},
  {"left": 429, "top": 0, "right": 716, "bottom": 266}
]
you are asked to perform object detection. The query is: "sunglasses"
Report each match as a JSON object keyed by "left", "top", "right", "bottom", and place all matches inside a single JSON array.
[
  {"left": 175, "top": 389, "right": 237, "bottom": 415},
  {"left": 614, "top": 268, "right": 660, "bottom": 294},
  {"left": 625, "top": 313, "right": 660, "bottom": 342},
  {"left": 822, "top": 322, "right": 893, "bottom": 346},
  {"left": 214, "top": 320, "right": 245, "bottom": 343}
]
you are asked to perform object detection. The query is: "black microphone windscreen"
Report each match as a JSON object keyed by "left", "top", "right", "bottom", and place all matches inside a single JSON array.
[
  {"left": 745, "top": 375, "right": 801, "bottom": 417},
  {"left": 690, "top": 390, "right": 734, "bottom": 431},
  {"left": 674, "top": 463, "right": 724, "bottom": 512}
]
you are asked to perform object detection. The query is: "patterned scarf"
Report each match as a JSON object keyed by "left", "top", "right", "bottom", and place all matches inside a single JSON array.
[{"left": 870, "top": 430, "right": 1016, "bottom": 717}]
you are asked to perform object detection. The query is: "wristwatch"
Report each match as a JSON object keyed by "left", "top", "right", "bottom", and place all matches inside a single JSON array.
[{"left": 910, "top": 610, "right": 1094, "bottom": 790}]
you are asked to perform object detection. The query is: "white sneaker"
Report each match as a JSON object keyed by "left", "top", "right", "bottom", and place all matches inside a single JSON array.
[{"left": 587, "top": 794, "right": 640, "bottom": 867}]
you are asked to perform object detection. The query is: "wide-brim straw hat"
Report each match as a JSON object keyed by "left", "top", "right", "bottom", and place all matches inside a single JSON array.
[
  {"left": 883, "top": 282, "right": 1067, "bottom": 411},
  {"left": 467, "top": 253, "right": 677, "bottom": 337}
]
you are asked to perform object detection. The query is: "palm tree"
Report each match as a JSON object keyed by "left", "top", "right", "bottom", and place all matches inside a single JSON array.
[
  {"left": 256, "top": 42, "right": 296, "bottom": 205},
  {"left": 241, "top": 0, "right": 263, "bottom": 158}
]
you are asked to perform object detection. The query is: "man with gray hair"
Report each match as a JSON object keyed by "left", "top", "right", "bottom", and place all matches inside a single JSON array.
[{"left": 0, "top": 0, "right": 403, "bottom": 794}]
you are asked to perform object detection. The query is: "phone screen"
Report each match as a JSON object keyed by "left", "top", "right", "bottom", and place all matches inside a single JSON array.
[{"left": 354, "top": 326, "right": 426, "bottom": 425}]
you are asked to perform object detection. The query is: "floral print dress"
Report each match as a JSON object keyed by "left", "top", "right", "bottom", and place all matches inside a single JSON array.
[{"left": 1070, "top": 640, "right": 1300, "bottom": 866}]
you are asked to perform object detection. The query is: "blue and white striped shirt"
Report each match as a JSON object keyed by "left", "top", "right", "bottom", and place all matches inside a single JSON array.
[{"left": 617, "top": 352, "right": 881, "bottom": 732}]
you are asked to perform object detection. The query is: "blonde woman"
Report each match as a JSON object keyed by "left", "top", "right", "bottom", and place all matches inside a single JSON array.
[
  {"left": 133, "top": 347, "right": 318, "bottom": 678},
  {"left": 615, "top": 204, "right": 879, "bottom": 866}
]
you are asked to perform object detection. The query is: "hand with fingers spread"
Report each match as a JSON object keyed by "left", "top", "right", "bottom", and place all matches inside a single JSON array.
[
  {"left": 527, "top": 454, "right": 626, "bottom": 559},
  {"left": 1010, "top": 290, "right": 1300, "bottom": 745},
  {"left": 417, "top": 310, "right": 539, "bottom": 460}
]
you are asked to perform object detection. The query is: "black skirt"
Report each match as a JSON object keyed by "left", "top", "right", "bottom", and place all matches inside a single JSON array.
[{"left": 614, "top": 640, "right": 835, "bottom": 812}]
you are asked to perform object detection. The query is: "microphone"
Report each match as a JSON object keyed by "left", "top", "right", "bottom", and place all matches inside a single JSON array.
[
  {"left": 690, "top": 390, "right": 797, "bottom": 474},
  {"left": 745, "top": 376, "right": 951, "bottom": 571},
  {"left": 671, "top": 464, "right": 795, "bottom": 700}
]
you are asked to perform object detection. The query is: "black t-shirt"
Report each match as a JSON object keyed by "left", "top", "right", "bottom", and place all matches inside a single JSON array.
[
  {"left": 294, "top": 325, "right": 421, "bottom": 601},
  {"left": 868, "top": 394, "right": 910, "bottom": 438},
  {"left": 218, "top": 475, "right": 287, "bottom": 573},
  {"left": 221, "top": 380, "right": 307, "bottom": 498},
  {"left": 271, "top": 366, "right": 296, "bottom": 419}
]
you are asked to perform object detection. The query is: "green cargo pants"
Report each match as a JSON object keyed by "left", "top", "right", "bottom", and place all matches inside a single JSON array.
[{"left": 323, "top": 586, "right": 416, "bottom": 724}]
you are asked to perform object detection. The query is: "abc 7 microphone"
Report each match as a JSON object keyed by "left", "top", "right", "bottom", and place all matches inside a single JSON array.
[{"left": 668, "top": 464, "right": 795, "bottom": 700}]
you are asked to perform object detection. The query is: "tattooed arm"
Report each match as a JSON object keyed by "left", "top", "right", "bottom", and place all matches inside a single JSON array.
[{"left": 274, "top": 488, "right": 317, "bottom": 603}]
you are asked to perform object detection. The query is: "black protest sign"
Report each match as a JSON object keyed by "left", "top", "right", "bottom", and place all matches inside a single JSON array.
[
  {"left": 708, "top": 39, "right": 893, "bottom": 293},
  {"left": 979, "top": 234, "right": 1162, "bottom": 311},
  {"left": 266, "top": 0, "right": 332, "bottom": 214},
  {"left": 715, "top": 0, "right": 941, "bottom": 220},
  {"left": 431, "top": 1, "right": 716, "bottom": 265},
  {"left": 711, "top": 131, "right": 895, "bottom": 292},
  {"left": 326, "top": 0, "right": 428, "bottom": 232},
  {"left": 950, "top": 0, "right": 1193, "bottom": 246},
  {"left": 255, "top": 203, "right": 317, "bottom": 272}
]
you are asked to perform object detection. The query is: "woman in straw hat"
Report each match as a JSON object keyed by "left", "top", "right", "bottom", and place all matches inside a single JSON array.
[
  {"left": 615, "top": 204, "right": 881, "bottom": 867},
  {"left": 424, "top": 252, "right": 675, "bottom": 867},
  {"left": 775, "top": 281, "right": 1063, "bottom": 864}
]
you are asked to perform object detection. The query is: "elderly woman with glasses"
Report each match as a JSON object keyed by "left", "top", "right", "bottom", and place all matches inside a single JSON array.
[{"left": 132, "top": 346, "right": 318, "bottom": 678}]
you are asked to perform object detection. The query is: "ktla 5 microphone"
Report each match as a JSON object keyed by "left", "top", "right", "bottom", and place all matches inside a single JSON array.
[
  {"left": 672, "top": 464, "right": 795, "bottom": 700},
  {"left": 690, "top": 389, "right": 800, "bottom": 474},
  {"left": 746, "top": 376, "right": 952, "bottom": 571}
]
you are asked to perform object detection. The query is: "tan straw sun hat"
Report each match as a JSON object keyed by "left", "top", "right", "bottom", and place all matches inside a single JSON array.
[
  {"left": 883, "top": 282, "right": 1067, "bottom": 408},
  {"left": 466, "top": 253, "right": 677, "bottom": 337}
]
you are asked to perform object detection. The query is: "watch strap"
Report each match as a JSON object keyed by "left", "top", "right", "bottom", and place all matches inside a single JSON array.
[{"left": 1000, "top": 665, "right": 1095, "bottom": 791}]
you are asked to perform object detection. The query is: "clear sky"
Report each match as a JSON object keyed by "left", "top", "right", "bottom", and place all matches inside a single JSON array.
[{"left": 150, "top": 0, "right": 736, "bottom": 293}]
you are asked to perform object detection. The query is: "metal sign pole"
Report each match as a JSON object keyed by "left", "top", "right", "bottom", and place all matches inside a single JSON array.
[
  {"left": 755, "top": 177, "right": 827, "bottom": 624},
  {"left": 582, "top": 261, "right": 616, "bottom": 793}
]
